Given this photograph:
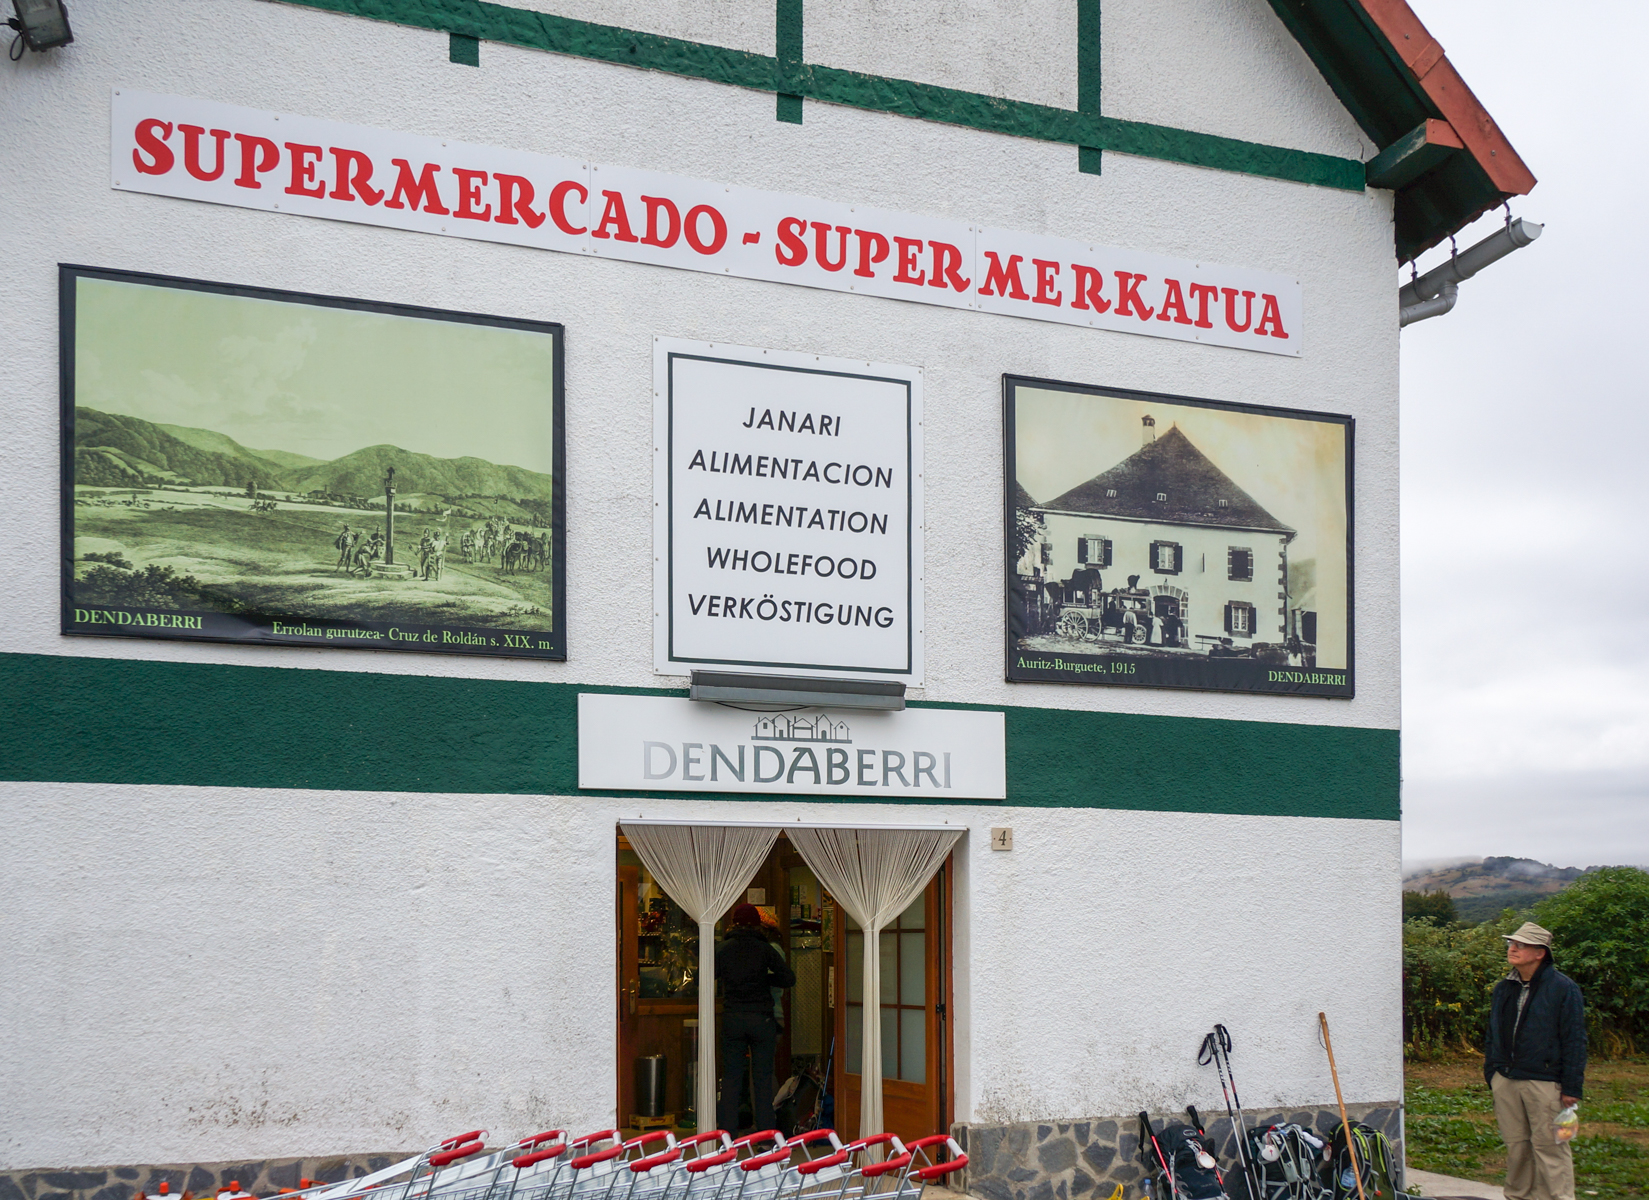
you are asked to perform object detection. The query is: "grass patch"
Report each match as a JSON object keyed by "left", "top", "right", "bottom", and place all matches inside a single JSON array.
[
  {"left": 1406, "top": 1082, "right": 1494, "bottom": 1116},
  {"left": 1404, "top": 1058, "right": 1649, "bottom": 1198},
  {"left": 1405, "top": 1114, "right": 1505, "bottom": 1178}
]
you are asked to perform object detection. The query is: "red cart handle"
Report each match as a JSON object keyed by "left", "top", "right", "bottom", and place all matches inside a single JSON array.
[
  {"left": 569, "top": 1146, "right": 625, "bottom": 1171},
  {"left": 570, "top": 1131, "right": 619, "bottom": 1151},
  {"left": 786, "top": 1131, "right": 840, "bottom": 1149},
  {"left": 915, "top": 1156, "right": 967, "bottom": 1182},
  {"left": 902, "top": 1136, "right": 967, "bottom": 1182},
  {"left": 847, "top": 1134, "right": 902, "bottom": 1153},
  {"left": 623, "top": 1132, "right": 674, "bottom": 1153},
  {"left": 440, "top": 1132, "right": 486, "bottom": 1150},
  {"left": 740, "top": 1148, "right": 792, "bottom": 1172},
  {"left": 685, "top": 1150, "right": 738, "bottom": 1174},
  {"left": 520, "top": 1131, "right": 566, "bottom": 1149},
  {"left": 864, "top": 1154, "right": 913, "bottom": 1178},
  {"left": 677, "top": 1132, "right": 730, "bottom": 1153},
  {"left": 630, "top": 1149, "right": 682, "bottom": 1174},
  {"left": 512, "top": 1146, "right": 566, "bottom": 1170},
  {"left": 732, "top": 1131, "right": 783, "bottom": 1151},
  {"left": 795, "top": 1151, "right": 850, "bottom": 1177},
  {"left": 429, "top": 1142, "right": 484, "bottom": 1168}
]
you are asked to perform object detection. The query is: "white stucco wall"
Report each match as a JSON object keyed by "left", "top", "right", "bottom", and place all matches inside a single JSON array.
[
  {"left": 1, "top": 784, "right": 1400, "bottom": 1166},
  {"left": 0, "top": 0, "right": 1403, "bottom": 1171}
]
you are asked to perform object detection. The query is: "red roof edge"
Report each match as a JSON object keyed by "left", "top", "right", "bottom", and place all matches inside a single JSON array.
[{"left": 1356, "top": 0, "right": 1536, "bottom": 196}]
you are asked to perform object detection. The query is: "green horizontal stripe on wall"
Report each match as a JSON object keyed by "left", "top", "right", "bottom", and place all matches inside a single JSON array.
[
  {"left": 271, "top": 0, "right": 1365, "bottom": 192},
  {"left": 0, "top": 652, "right": 1397, "bottom": 820}
]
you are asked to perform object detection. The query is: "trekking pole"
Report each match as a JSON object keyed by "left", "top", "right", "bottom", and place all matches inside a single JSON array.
[
  {"left": 1317, "top": 1013, "right": 1366, "bottom": 1200},
  {"left": 1137, "top": 1112, "right": 1175, "bottom": 1200},
  {"left": 1199, "top": 1027, "right": 1260, "bottom": 1200}
]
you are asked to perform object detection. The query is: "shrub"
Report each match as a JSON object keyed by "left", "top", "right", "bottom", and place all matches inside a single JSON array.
[
  {"left": 77, "top": 563, "right": 204, "bottom": 610},
  {"left": 1402, "top": 910, "right": 1522, "bottom": 1057},
  {"left": 1402, "top": 867, "right": 1649, "bottom": 1060},
  {"left": 1404, "top": 888, "right": 1458, "bottom": 925},
  {"left": 1532, "top": 866, "right": 1649, "bottom": 1055}
]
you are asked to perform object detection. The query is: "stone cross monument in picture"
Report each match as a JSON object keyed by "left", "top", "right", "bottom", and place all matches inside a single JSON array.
[{"left": 384, "top": 466, "right": 396, "bottom": 566}]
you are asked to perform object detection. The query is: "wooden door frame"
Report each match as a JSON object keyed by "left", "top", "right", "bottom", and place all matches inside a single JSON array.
[
  {"left": 617, "top": 863, "right": 641, "bottom": 1123},
  {"left": 831, "top": 855, "right": 954, "bottom": 1139}
]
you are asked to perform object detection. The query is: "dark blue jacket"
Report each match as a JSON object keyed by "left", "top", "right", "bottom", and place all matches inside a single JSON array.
[
  {"left": 716, "top": 927, "right": 795, "bottom": 1013},
  {"left": 1484, "top": 957, "right": 1587, "bottom": 1099}
]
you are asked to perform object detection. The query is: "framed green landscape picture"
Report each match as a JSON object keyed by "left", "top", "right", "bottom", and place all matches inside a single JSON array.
[{"left": 60, "top": 265, "right": 566, "bottom": 659}]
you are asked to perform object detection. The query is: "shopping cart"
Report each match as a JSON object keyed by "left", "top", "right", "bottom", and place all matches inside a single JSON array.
[
  {"left": 730, "top": 1131, "right": 966, "bottom": 1200},
  {"left": 257, "top": 1130, "right": 499, "bottom": 1200},
  {"left": 205, "top": 1123, "right": 960, "bottom": 1200}
]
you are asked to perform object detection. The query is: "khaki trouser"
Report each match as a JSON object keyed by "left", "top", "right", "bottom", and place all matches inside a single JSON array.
[{"left": 1491, "top": 1072, "right": 1574, "bottom": 1200}]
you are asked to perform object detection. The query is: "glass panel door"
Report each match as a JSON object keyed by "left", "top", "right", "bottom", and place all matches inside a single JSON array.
[
  {"left": 835, "top": 870, "right": 946, "bottom": 1143},
  {"left": 843, "top": 896, "right": 926, "bottom": 1083}
]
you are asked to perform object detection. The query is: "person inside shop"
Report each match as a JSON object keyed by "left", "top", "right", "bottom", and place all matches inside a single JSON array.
[
  {"left": 1484, "top": 921, "right": 1587, "bottom": 1200},
  {"left": 716, "top": 902, "right": 795, "bottom": 1134}
]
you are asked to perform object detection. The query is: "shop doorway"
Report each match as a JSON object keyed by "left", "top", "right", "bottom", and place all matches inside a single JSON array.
[
  {"left": 615, "top": 832, "right": 951, "bottom": 1139},
  {"left": 834, "top": 868, "right": 949, "bottom": 1143}
]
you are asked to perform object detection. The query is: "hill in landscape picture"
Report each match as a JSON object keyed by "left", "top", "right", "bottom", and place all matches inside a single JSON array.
[{"left": 74, "top": 407, "right": 554, "bottom": 500}]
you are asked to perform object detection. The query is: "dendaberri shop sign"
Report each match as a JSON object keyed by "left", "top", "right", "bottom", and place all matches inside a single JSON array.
[{"left": 112, "top": 90, "right": 1303, "bottom": 356}]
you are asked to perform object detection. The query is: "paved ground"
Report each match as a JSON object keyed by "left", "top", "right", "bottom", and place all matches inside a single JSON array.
[
  {"left": 932, "top": 1169, "right": 1504, "bottom": 1200},
  {"left": 1407, "top": 1169, "right": 1505, "bottom": 1200}
]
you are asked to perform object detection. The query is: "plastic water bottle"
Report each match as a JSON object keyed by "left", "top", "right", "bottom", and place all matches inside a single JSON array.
[{"left": 1554, "top": 1105, "right": 1580, "bottom": 1143}]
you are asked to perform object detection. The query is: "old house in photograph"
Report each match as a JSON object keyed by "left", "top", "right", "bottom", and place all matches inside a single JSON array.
[{"left": 1035, "top": 417, "right": 1297, "bottom": 650}]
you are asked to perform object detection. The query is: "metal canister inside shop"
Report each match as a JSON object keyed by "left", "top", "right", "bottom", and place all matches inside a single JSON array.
[{"left": 634, "top": 1054, "right": 667, "bottom": 1118}]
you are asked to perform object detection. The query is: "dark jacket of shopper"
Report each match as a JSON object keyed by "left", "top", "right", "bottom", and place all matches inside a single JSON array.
[
  {"left": 716, "top": 925, "right": 795, "bottom": 1013},
  {"left": 1483, "top": 956, "right": 1587, "bottom": 1100}
]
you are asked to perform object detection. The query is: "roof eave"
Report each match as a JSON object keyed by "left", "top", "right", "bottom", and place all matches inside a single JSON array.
[{"left": 1272, "top": 0, "right": 1536, "bottom": 260}]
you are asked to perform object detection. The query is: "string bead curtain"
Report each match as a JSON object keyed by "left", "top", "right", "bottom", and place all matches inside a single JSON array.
[
  {"left": 788, "top": 826, "right": 961, "bottom": 1137},
  {"left": 620, "top": 823, "right": 780, "bottom": 1132}
]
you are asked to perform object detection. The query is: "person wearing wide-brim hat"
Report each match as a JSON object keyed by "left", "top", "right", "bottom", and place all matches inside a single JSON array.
[{"left": 1484, "top": 921, "right": 1587, "bottom": 1200}]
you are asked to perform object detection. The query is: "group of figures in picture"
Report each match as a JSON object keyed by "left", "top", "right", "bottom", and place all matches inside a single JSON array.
[{"left": 329, "top": 516, "right": 549, "bottom": 581}]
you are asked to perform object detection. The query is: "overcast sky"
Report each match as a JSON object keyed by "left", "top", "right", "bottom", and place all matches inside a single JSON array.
[{"left": 1399, "top": 1, "right": 1649, "bottom": 870}]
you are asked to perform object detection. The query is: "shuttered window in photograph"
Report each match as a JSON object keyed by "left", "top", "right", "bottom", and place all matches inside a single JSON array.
[
  {"left": 1078, "top": 536, "right": 1112, "bottom": 567},
  {"left": 1040, "top": 541, "right": 1052, "bottom": 565},
  {"left": 1228, "top": 547, "right": 1254, "bottom": 581},
  {"left": 1225, "top": 601, "right": 1256, "bottom": 637},
  {"left": 1150, "top": 540, "right": 1182, "bottom": 574}
]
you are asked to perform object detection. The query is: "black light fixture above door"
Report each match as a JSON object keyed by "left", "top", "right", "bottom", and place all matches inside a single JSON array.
[
  {"left": 689, "top": 670, "right": 906, "bottom": 711},
  {"left": 8, "top": 0, "right": 73, "bottom": 56}
]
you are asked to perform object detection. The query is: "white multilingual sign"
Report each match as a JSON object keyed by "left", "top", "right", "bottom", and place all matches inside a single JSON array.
[
  {"left": 654, "top": 338, "right": 923, "bottom": 682},
  {"left": 578, "top": 694, "right": 1005, "bottom": 799},
  {"left": 111, "top": 89, "right": 1303, "bottom": 355}
]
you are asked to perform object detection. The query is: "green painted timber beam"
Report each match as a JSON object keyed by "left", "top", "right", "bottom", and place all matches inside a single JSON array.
[
  {"left": 0, "top": 652, "right": 1399, "bottom": 821},
  {"left": 269, "top": 0, "right": 1366, "bottom": 192},
  {"left": 1366, "top": 119, "right": 1463, "bottom": 190}
]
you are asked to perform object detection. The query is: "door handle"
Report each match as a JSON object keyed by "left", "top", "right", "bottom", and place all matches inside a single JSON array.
[{"left": 627, "top": 979, "right": 639, "bottom": 1015}]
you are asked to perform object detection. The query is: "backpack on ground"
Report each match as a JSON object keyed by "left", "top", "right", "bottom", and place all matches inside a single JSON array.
[
  {"left": 1233, "top": 1123, "right": 1331, "bottom": 1200},
  {"left": 1326, "top": 1122, "right": 1400, "bottom": 1200},
  {"left": 1138, "top": 1109, "right": 1231, "bottom": 1200}
]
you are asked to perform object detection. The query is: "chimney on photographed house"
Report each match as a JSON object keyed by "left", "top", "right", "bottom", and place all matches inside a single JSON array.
[{"left": 1142, "top": 414, "right": 1156, "bottom": 446}]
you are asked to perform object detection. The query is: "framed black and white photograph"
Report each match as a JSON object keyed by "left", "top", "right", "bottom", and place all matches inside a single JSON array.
[
  {"left": 60, "top": 265, "right": 566, "bottom": 659},
  {"left": 1004, "top": 375, "right": 1352, "bottom": 696}
]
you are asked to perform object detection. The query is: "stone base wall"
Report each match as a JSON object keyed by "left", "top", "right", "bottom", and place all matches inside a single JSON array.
[
  {"left": 954, "top": 1101, "right": 1402, "bottom": 1200},
  {"left": 0, "top": 1155, "right": 404, "bottom": 1200}
]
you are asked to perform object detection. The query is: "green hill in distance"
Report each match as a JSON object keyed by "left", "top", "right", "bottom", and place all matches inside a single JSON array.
[
  {"left": 286, "top": 443, "right": 553, "bottom": 500},
  {"left": 1403, "top": 856, "right": 1592, "bottom": 924},
  {"left": 247, "top": 446, "right": 326, "bottom": 470}
]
